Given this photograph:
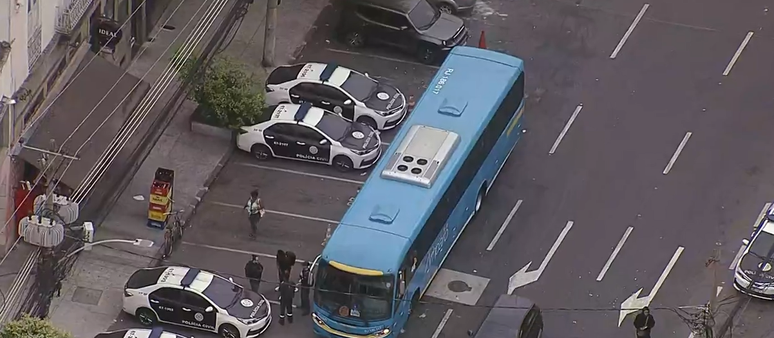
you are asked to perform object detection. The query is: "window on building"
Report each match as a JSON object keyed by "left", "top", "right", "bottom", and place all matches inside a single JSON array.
[
  {"left": 104, "top": 0, "right": 116, "bottom": 19},
  {"left": 117, "top": 0, "right": 129, "bottom": 23}
]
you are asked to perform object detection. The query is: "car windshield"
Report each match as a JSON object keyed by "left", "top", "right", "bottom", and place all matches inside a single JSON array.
[
  {"left": 750, "top": 232, "right": 774, "bottom": 261},
  {"left": 316, "top": 114, "right": 351, "bottom": 141},
  {"left": 315, "top": 261, "right": 393, "bottom": 322},
  {"left": 408, "top": 0, "right": 439, "bottom": 30},
  {"left": 340, "top": 72, "right": 377, "bottom": 102},
  {"left": 202, "top": 276, "right": 242, "bottom": 308}
]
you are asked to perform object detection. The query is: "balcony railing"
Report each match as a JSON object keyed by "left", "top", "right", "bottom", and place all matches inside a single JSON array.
[
  {"left": 55, "top": 0, "right": 95, "bottom": 34},
  {"left": 27, "top": 28, "right": 42, "bottom": 71}
]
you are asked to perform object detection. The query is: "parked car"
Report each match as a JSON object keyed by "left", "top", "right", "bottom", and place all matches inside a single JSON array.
[
  {"left": 237, "top": 103, "right": 382, "bottom": 172},
  {"left": 472, "top": 295, "right": 544, "bottom": 338},
  {"left": 734, "top": 203, "right": 774, "bottom": 300},
  {"left": 336, "top": 0, "right": 470, "bottom": 63},
  {"left": 122, "top": 266, "right": 271, "bottom": 338},
  {"left": 265, "top": 62, "right": 407, "bottom": 130},
  {"left": 430, "top": 0, "right": 476, "bottom": 14},
  {"left": 95, "top": 327, "right": 191, "bottom": 338}
]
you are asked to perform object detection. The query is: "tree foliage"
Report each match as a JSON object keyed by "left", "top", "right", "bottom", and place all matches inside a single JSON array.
[
  {"left": 177, "top": 54, "right": 265, "bottom": 130},
  {"left": 0, "top": 315, "right": 72, "bottom": 338}
]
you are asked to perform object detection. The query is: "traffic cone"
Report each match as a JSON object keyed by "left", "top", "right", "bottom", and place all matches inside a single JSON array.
[{"left": 478, "top": 30, "right": 487, "bottom": 49}]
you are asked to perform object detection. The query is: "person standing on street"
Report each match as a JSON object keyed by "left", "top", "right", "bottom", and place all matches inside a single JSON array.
[
  {"left": 633, "top": 307, "right": 656, "bottom": 338},
  {"left": 244, "top": 190, "right": 265, "bottom": 238},
  {"left": 278, "top": 268, "right": 295, "bottom": 325},
  {"left": 275, "top": 250, "right": 286, "bottom": 292},
  {"left": 244, "top": 255, "right": 264, "bottom": 293},
  {"left": 298, "top": 261, "right": 313, "bottom": 315}
]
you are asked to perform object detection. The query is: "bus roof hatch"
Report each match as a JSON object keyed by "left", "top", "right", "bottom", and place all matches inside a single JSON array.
[{"left": 381, "top": 125, "right": 459, "bottom": 188}]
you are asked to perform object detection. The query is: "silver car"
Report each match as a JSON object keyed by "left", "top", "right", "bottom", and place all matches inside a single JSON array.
[{"left": 430, "top": 0, "right": 476, "bottom": 14}]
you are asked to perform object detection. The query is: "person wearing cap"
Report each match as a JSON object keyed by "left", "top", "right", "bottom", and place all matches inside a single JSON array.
[
  {"left": 298, "top": 261, "right": 313, "bottom": 315},
  {"left": 244, "top": 255, "right": 264, "bottom": 292}
]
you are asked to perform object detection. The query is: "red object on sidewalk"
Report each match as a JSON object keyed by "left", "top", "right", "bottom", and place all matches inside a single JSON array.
[{"left": 478, "top": 30, "right": 487, "bottom": 49}]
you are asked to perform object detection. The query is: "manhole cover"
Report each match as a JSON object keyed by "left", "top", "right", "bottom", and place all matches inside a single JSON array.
[
  {"left": 72, "top": 286, "right": 103, "bottom": 305},
  {"left": 447, "top": 280, "right": 472, "bottom": 293}
]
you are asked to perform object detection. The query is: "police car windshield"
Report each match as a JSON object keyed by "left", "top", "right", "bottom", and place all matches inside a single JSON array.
[
  {"left": 340, "top": 72, "right": 377, "bottom": 102},
  {"left": 203, "top": 277, "right": 242, "bottom": 308},
  {"left": 316, "top": 114, "right": 351, "bottom": 141},
  {"left": 750, "top": 232, "right": 774, "bottom": 260}
]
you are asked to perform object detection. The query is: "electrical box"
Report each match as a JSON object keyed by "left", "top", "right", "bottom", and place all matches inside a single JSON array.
[{"left": 83, "top": 221, "right": 94, "bottom": 248}]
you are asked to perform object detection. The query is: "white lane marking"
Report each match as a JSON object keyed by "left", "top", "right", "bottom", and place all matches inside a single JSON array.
[
  {"left": 610, "top": 4, "right": 650, "bottom": 59},
  {"left": 662, "top": 132, "right": 692, "bottom": 175},
  {"left": 235, "top": 162, "right": 365, "bottom": 185},
  {"left": 687, "top": 287, "right": 723, "bottom": 338},
  {"left": 181, "top": 241, "right": 312, "bottom": 263},
  {"left": 596, "top": 226, "right": 634, "bottom": 281},
  {"left": 210, "top": 201, "right": 340, "bottom": 224},
  {"left": 487, "top": 199, "right": 523, "bottom": 251},
  {"left": 326, "top": 48, "right": 440, "bottom": 69},
  {"left": 549, "top": 104, "right": 583, "bottom": 155},
  {"left": 431, "top": 309, "right": 454, "bottom": 338},
  {"left": 723, "top": 31, "right": 754, "bottom": 76},
  {"left": 381, "top": 142, "right": 391, "bottom": 146},
  {"left": 618, "top": 246, "right": 684, "bottom": 326},
  {"left": 268, "top": 299, "right": 298, "bottom": 308},
  {"left": 508, "top": 221, "right": 574, "bottom": 293},
  {"left": 729, "top": 202, "right": 771, "bottom": 269}
]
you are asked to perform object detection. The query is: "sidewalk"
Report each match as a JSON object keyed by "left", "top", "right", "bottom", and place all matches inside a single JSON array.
[{"left": 46, "top": 0, "right": 330, "bottom": 336}]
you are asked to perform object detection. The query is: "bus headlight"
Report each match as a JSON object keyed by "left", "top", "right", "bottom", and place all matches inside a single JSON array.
[{"left": 373, "top": 328, "right": 391, "bottom": 337}]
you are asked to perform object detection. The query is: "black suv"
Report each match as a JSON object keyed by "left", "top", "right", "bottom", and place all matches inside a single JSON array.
[{"left": 337, "top": 0, "right": 469, "bottom": 64}]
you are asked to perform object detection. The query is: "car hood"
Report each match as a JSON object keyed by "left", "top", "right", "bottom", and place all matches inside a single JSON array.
[
  {"left": 422, "top": 13, "right": 464, "bottom": 41},
  {"left": 364, "top": 84, "right": 404, "bottom": 112},
  {"left": 225, "top": 291, "right": 269, "bottom": 319},
  {"left": 739, "top": 252, "right": 774, "bottom": 284},
  {"left": 340, "top": 123, "right": 380, "bottom": 151}
]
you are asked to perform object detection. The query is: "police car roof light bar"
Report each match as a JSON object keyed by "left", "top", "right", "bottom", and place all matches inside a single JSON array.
[
  {"left": 319, "top": 63, "right": 338, "bottom": 82},
  {"left": 149, "top": 327, "right": 164, "bottom": 338},
  {"left": 181, "top": 268, "right": 200, "bottom": 287},
  {"left": 294, "top": 102, "right": 313, "bottom": 122}
]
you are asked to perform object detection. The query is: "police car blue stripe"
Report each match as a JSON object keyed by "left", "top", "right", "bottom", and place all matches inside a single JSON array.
[
  {"left": 320, "top": 63, "right": 338, "bottom": 82},
  {"left": 294, "top": 102, "right": 313, "bottom": 121},
  {"left": 180, "top": 268, "right": 200, "bottom": 287},
  {"left": 149, "top": 327, "right": 164, "bottom": 338}
]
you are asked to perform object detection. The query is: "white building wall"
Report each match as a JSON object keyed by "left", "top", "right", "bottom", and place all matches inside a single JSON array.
[
  {"left": 0, "top": 0, "right": 30, "bottom": 98},
  {"left": 40, "top": 0, "right": 57, "bottom": 50}
]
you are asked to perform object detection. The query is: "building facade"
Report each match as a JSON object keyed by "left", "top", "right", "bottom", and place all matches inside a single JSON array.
[{"left": 0, "top": 0, "right": 172, "bottom": 253}]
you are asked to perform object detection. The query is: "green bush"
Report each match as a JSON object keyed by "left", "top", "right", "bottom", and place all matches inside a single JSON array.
[
  {"left": 177, "top": 54, "right": 265, "bottom": 130},
  {"left": 0, "top": 315, "right": 72, "bottom": 338}
]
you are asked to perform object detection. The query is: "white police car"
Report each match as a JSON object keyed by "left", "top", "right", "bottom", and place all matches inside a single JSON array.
[
  {"left": 95, "top": 327, "right": 190, "bottom": 338},
  {"left": 122, "top": 267, "right": 270, "bottom": 338},
  {"left": 237, "top": 102, "right": 382, "bottom": 172},
  {"left": 734, "top": 204, "right": 774, "bottom": 300},
  {"left": 265, "top": 62, "right": 407, "bottom": 130}
]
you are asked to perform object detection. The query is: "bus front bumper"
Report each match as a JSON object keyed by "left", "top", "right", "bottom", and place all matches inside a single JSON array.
[{"left": 311, "top": 313, "right": 393, "bottom": 338}]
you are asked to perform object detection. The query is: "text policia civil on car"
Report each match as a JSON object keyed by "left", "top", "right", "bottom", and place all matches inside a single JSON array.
[{"left": 122, "top": 266, "right": 272, "bottom": 338}]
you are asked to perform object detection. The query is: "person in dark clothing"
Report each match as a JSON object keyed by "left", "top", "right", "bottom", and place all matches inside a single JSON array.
[
  {"left": 275, "top": 250, "right": 286, "bottom": 292},
  {"left": 244, "top": 190, "right": 264, "bottom": 238},
  {"left": 633, "top": 307, "right": 656, "bottom": 338},
  {"left": 278, "top": 269, "right": 295, "bottom": 325},
  {"left": 298, "top": 261, "right": 313, "bottom": 315},
  {"left": 244, "top": 255, "right": 264, "bottom": 292},
  {"left": 275, "top": 250, "right": 298, "bottom": 291}
]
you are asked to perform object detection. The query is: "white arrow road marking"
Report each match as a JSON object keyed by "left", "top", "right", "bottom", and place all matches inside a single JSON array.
[
  {"left": 618, "top": 246, "right": 684, "bottom": 326},
  {"left": 729, "top": 202, "right": 771, "bottom": 270},
  {"left": 508, "top": 221, "right": 574, "bottom": 294}
]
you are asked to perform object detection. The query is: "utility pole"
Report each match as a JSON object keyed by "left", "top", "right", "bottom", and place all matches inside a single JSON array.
[
  {"left": 261, "top": 0, "right": 278, "bottom": 67},
  {"left": 707, "top": 247, "right": 721, "bottom": 313}
]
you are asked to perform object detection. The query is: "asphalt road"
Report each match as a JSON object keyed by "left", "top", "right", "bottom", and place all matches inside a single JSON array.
[{"left": 107, "top": 1, "right": 774, "bottom": 338}]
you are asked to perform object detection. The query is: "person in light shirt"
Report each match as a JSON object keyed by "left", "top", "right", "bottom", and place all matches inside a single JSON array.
[{"left": 244, "top": 189, "right": 265, "bottom": 238}]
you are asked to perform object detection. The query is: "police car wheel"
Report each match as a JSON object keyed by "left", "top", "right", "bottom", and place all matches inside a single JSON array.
[
  {"left": 251, "top": 144, "right": 272, "bottom": 161},
  {"left": 136, "top": 308, "right": 157, "bottom": 326},
  {"left": 219, "top": 324, "right": 240, "bottom": 338},
  {"left": 333, "top": 155, "right": 354, "bottom": 172},
  {"left": 345, "top": 31, "right": 365, "bottom": 47},
  {"left": 356, "top": 116, "right": 378, "bottom": 130}
]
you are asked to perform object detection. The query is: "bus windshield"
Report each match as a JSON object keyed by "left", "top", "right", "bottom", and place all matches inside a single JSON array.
[{"left": 315, "top": 261, "right": 394, "bottom": 322}]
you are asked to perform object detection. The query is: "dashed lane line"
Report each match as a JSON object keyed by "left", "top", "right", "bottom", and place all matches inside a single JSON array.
[
  {"left": 610, "top": 4, "right": 650, "bottom": 59},
  {"left": 729, "top": 202, "right": 771, "bottom": 270},
  {"left": 723, "top": 31, "right": 754, "bottom": 76},
  {"left": 596, "top": 226, "right": 634, "bottom": 281},
  {"left": 209, "top": 201, "right": 340, "bottom": 224},
  {"left": 181, "top": 241, "right": 312, "bottom": 264},
  {"left": 487, "top": 199, "right": 523, "bottom": 251},
  {"left": 549, "top": 104, "right": 583, "bottom": 155},
  {"left": 326, "top": 48, "right": 440, "bottom": 69},
  {"left": 662, "top": 132, "right": 692, "bottom": 175},
  {"left": 234, "top": 162, "right": 365, "bottom": 185},
  {"left": 431, "top": 309, "right": 454, "bottom": 338}
]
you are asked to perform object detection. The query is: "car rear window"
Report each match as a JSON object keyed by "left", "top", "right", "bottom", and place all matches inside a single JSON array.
[{"left": 126, "top": 267, "right": 166, "bottom": 289}]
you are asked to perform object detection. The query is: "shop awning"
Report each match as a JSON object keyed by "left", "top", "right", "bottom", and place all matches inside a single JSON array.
[{"left": 16, "top": 51, "right": 151, "bottom": 190}]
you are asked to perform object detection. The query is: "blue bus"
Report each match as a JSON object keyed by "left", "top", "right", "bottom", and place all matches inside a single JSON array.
[{"left": 312, "top": 46, "right": 526, "bottom": 338}]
